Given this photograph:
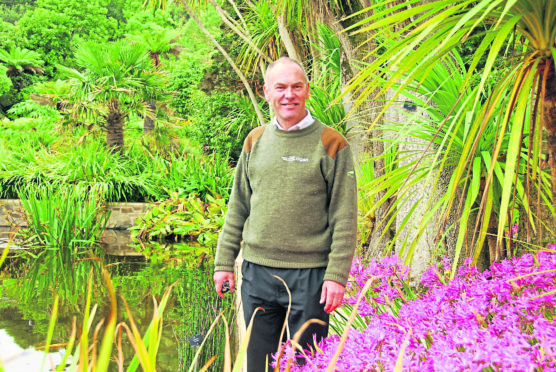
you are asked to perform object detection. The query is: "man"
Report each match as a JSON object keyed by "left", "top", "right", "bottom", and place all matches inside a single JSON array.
[{"left": 213, "top": 57, "right": 357, "bottom": 371}]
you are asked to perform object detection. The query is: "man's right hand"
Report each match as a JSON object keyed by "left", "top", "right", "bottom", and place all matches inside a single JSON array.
[{"left": 213, "top": 271, "right": 235, "bottom": 298}]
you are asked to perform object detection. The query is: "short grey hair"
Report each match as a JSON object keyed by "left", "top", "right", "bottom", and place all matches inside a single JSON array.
[{"left": 264, "top": 57, "right": 308, "bottom": 84}]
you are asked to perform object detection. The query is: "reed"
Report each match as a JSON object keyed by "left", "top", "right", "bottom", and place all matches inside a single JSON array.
[
  {"left": 17, "top": 184, "right": 110, "bottom": 300},
  {"left": 18, "top": 184, "right": 109, "bottom": 250}
]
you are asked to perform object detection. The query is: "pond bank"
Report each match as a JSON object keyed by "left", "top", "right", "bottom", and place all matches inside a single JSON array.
[{"left": 0, "top": 199, "right": 151, "bottom": 229}]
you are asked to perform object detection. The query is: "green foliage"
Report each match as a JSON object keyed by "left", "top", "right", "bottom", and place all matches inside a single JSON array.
[
  {"left": 0, "top": 46, "right": 44, "bottom": 76},
  {"left": 131, "top": 192, "right": 227, "bottom": 244},
  {"left": 0, "top": 65, "right": 12, "bottom": 98},
  {"left": 17, "top": 0, "right": 120, "bottom": 68},
  {"left": 0, "top": 3, "right": 29, "bottom": 24},
  {"left": 0, "top": 47, "right": 44, "bottom": 112},
  {"left": 307, "top": 23, "right": 346, "bottom": 134},
  {"left": 123, "top": 3, "right": 184, "bottom": 34},
  {"left": 0, "top": 119, "right": 233, "bottom": 202},
  {"left": 6, "top": 100, "right": 60, "bottom": 121},
  {"left": 169, "top": 56, "right": 205, "bottom": 117},
  {"left": 0, "top": 21, "right": 18, "bottom": 52},
  {"left": 161, "top": 151, "right": 234, "bottom": 201},
  {"left": 181, "top": 90, "right": 261, "bottom": 161}
]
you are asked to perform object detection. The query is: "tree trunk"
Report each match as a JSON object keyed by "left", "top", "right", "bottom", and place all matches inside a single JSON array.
[
  {"left": 105, "top": 98, "right": 125, "bottom": 153},
  {"left": 143, "top": 99, "right": 156, "bottom": 133},
  {"left": 486, "top": 210, "right": 502, "bottom": 265},
  {"left": 276, "top": 13, "right": 300, "bottom": 61},
  {"left": 543, "top": 60, "right": 556, "bottom": 224}
]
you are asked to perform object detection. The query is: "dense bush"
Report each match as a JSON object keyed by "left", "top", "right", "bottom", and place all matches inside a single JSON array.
[
  {"left": 181, "top": 90, "right": 262, "bottom": 161},
  {"left": 0, "top": 119, "right": 233, "bottom": 202}
]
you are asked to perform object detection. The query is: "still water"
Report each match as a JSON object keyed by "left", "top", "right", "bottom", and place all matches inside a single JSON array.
[{"left": 0, "top": 229, "right": 222, "bottom": 372}]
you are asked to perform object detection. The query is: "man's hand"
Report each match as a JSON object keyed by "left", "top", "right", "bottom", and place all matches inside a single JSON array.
[
  {"left": 214, "top": 271, "right": 235, "bottom": 298},
  {"left": 320, "top": 280, "right": 345, "bottom": 314}
]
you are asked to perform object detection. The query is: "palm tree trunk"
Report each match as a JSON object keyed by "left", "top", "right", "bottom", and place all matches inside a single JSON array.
[
  {"left": 143, "top": 99, "right": 156, "bottom": 133},
  {"left": 267, "top": 2, "right": 300, "bottom": 61},
  {"left": 486, "top": 211, "right": 500, "bottom": 265},
  {"left": 543, "top": 60, "right": 556, "bottom": 223},
  {"left": 105, "top": 98, "right": 125, "bottom": 153}
]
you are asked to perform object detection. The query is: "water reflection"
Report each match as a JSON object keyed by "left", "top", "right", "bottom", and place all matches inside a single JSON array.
[{"left": 0, "top": 228, "right": 227, "bottom": 371}]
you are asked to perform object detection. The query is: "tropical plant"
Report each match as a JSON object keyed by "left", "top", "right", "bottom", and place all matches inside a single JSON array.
[
  {"left": 365, "top": 51, "right": 552, "bottom": 266},
  {"left": 342, "top": 0, "right": 556, "bottom": 269},
  {"left": 56, "top": 39, "right": 168, "bottom": 152},
  {"left": 0, "top": 46, "right": 43, "bottom": 76},
  {"left": 127, "top": 26, "right": 182, "bottom": 133},
  {"left": 127, "top": 26, "right": 183, "bottom": 67},
  {"left": 307, "top": 23, "right": 347, "bottom": 135},
  {"left": 131, "top": 192, "right": 227, "bottom": 243}
]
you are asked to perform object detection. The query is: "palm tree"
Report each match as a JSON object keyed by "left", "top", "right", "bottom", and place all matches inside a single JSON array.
[
  {"left": 57, "top": 40, "right": 167, "bottom": 152},
  {"left": 127, "top": 27, "right": 182, "bottom": 133},
  {"left": 0, "top": 46, "right": 44, "bottom": 77},
  {"left": 343, "top": 0, "right": 556, "bottom": 270}
]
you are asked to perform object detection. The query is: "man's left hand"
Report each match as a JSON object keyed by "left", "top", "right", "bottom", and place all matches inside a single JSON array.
[{"left": 320, "top": 280, "right": 345, "bottom": 314}]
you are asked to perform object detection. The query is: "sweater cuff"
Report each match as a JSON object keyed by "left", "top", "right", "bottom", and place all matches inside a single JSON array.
[
  {"left": 214, "top": 262, "right": 235, "bottom": 272},
  {"left": 324, "top": 271, "right": 349, "bottom": 287}
]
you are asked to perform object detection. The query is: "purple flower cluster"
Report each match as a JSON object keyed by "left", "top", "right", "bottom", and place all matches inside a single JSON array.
[{"left": 276, "top": 252, "right": 556, "bottom": 371}]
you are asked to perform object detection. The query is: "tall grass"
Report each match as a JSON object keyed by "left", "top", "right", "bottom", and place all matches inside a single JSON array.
[
  {"left": 17, "top": 184, "right": 110, "bottom": 300},
  {"left": 18, "top": 184, "right": 109, "bottom": 250}
]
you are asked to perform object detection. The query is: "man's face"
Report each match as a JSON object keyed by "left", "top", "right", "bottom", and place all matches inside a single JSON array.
[{"left": 263, "top": 61, "right": 310, "bottom": 129}]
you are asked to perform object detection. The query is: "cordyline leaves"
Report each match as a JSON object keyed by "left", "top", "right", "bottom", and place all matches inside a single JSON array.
[{"left": 342, "top": 0, "right": 556, "bottom": 271}]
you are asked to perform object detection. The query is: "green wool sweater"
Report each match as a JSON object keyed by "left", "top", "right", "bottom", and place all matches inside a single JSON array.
[{"left": 215, "top": 120, "right": 357, "bottom": 285}]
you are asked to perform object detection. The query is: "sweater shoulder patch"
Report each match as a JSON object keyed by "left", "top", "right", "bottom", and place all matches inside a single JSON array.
[
  {"left": 321, "top": 127, "right": 348, "bottom": 159},
  {"left": 244, "top": 125, "right": 266, "bottom": 153}
]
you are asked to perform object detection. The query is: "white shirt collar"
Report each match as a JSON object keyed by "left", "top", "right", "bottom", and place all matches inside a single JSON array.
[{"left": 273, "top": 110, "right": 315, "bottom": 131}]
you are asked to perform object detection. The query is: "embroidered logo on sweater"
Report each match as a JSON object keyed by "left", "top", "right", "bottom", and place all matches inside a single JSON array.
[{"left": 282, "top": 155, "right": 309, "bottom": 162}]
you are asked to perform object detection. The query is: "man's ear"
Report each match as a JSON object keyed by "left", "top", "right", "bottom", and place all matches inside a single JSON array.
[{"left": 263, "top": 85, "right": 270, "bottom": 101}]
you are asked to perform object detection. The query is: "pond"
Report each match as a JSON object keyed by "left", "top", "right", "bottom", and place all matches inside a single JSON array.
[{"left": 0, "top": 228, "right": 235, "bottom": 371}]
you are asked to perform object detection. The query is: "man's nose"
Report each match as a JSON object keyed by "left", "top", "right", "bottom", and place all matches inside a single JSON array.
[{"left": 284, "top": 87, "right": 294, "bottom": 98}]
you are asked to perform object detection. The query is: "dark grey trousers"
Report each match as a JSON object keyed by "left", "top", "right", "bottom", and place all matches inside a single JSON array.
[{"left": 241, "top": 260, "right": 329, "bottom": 372}]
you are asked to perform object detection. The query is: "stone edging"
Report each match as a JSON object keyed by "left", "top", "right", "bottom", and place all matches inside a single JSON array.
[{"left": 0, "top": 199, "right": 151, "bottom": 230}]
